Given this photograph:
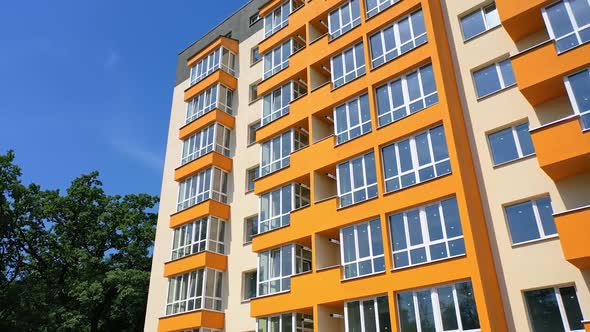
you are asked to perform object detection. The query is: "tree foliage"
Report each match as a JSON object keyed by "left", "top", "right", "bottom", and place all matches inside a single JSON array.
[{"left": 0, "top": 150, "right": 158, "bottom": 332}]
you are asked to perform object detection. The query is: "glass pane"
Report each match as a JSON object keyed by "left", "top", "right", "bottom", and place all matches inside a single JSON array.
[
  {"left": 546, "top": 2, "right": 574, "bottom": 39},
  {"left": 397, "top": 292, "right": 418, "bottom": 332},
  {"left": 377, "top": 296, "right": 391, "bottom": 331},
  {"left": 425, "top": 204, "right": 443, "bottom": 241},
  {"left": 415, "top": 132, "right": 432, "bottom": 166},
  {"left": 370, "top": 219, "right": 384, "bottom": 256},
  {"left": 442, "top": 197, "right": 462, "bottom": 238},
  {"left": 421, "top": 65, "right": 436, "bottom": 96},
  {"left": 525, "top": 288, "right": 566, "bottom": 332},
  {"left": 559, "top": 286, "right": 584, "bottom": 331},
  {"left": 461, "top": 10, "right": 486, "bottom": 40},
  {"left": 382, "top": 145, "right": 398, "bottom": 179},
  {"left": 390, "top": 214, "right": 407, "bottom": 251},
  {"left": 515, "top": 123, "right": 535, "bottom": 156},
  {"left": 417, "top": 290, "right": 436, "bottom": 332},
  {"left": 342, "top": 226, "right": 357, "bottom": 263},
  {"left": 488, "top": 127, "right": 519, "bottom": 165},
  {"left": 347, "top": 301, "right": 362, "bottom": 332},
  {"left": 407, "top": 210, "right": 423, "bottom": 246},
  {"left": 499, "top": 60, "right": 516, "bottom": 86},
  {"left": 484, "top": 4, "right": 500, "bottom": 28},
  {"left": 357, "top": 223, "right": 371, "bottom": 258},
  {"left": 571, "top": 0, "right": 590, "bottom": 28},
  {"left": 505, "top": 201, "right": 541, "bottom": 244},
  {"left": 338, "top": 162, "right": 352, "bottom": 194},
  {"left": 474, "top": 64, "right": 502, "bottom": 97},
  {"left": 568, "top": 70, "right": 590, "bottom": 113},
  {"left": 430, "top": 126, "right": 449, "bottom": 161},
  {"left": 535, "top": 197, "right": 557, "bottom": 236},
  {"left": 363, "top": 300, "right": 377, "bottom": 332},
  {"left": 456, "top": 281, "right": 480, "bottom": 329},
  {"left": 365, "top": 152, "right": 377, "bottom": 186},
  {"left": 437, "top": 286, "right": 459, "bottom": 330},
  {"left": 281, "top": 245, "right": 292, "bottom": 277}
]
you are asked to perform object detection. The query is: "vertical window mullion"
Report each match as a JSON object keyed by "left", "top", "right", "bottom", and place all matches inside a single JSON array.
[
  {"left": 413, "top": 292, "right": 423, "bottom": 331},
  {"left": 420, "top": 208, "right": 431, "bottom": 261},
  {"left": 496, "top": 63, "right": 506, "bottom": 88},
  {"left": 452, "top": 285, "right": 464, "bottom": 330},
  {"left": 530, "top": 200, "right": 547, "bottom": 238},
  {"left": 409, "top": 136, "right": 420, "bottom": 180},
  {"left": 553, "top": 287, "right": 572, "bottom": 332}
]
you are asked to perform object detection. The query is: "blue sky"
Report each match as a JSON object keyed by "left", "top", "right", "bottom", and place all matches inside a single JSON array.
[{"left": 0, "top": 0, "right": 246, "bottom": 196}]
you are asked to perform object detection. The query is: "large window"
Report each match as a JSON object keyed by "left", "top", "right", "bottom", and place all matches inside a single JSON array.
[
  {"left": 473, "top": 59, "right": 516, "bottom": 98},
  {"left": 257, "top": 244, "right": 312, "bottom": 296},
  {"left": 340, "top": 218, "right": 385, "bottom": 279},
  {"left": 257, "top": 312, "right": 313, "bottom": 332},
  {"left": 369, "top": 9, "right": 427, "bottom": 68},
  {"left": 337, "top": 151, "right": 378, "bottom": 208},
  {"left": 565, "top": 68, "right": 590, "bottom": 130},
  {"left": 381, "top": 125, "right": 451, "bottom": 193},
  {"left": 177, "top": 167, "right": 228, "bottom": 211},
  {"left": 389, "top": 197, "right": 465, "bottom": 269},
  {"left": 345, "top": 295, "right": 391, "bottom": 332},
  {"left": 186, "top": 84, "right": 234, "bottom": 124},
  {"left": 524, "top": 285, "right": 585, "bottom": 332},
  {"left": 334, "top": 93, "right": 372, "bottom": 145},
  {"left": 171, "top": 216, "right": 226, "bottom": 259},
  {"left": 181, "top": 123, "right": 231, "bottom": 165},
  {"left": 504, "top": 196, "right": 557, "bottom": 245},
  {"left": 262, "top": 80, "right": 307, "bottom": 126},
  {"left": 263, "top": 39, "right": 305, "bottom": 80},
  {"left": 260, "top": 129, "right": 308, "bottom": 176},
  {"left": 331, "top": 42, "right": 366, "bottom": 88},
  {"left": 365, "top": 0, "right": 399, "bottom": 18},
  {"left": 329, "top": 0, "right": 361, "bottom": 39},
  {"left": 543, "top": 0, "right": 590, "bottom": 53},
  {"left": 264, "top": 0, "right": 304, "bottom": 39},
  {"left": 397, "top": 281, "right": 480, "bottom": 332},
  {"left": 165, "top": 268, "right": 223, "bottom": 315},
  {"left": 460, "top": 3, "right": 500, "bottom": 40},
  {"left": 487, "top": 123, "right": 535, "bottom": 166},
  {"left": 189, "top": 47, "right": 236, "bottom": 85},
  {"left": 259, "top": 183, "right": 310, "bottom": 234},
  {"left": 375, "top": 64, "right": 438, "bottom": 127}
]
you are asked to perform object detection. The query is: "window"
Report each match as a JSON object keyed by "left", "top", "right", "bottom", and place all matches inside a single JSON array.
[
  {"left": 243, "top": 270, "right": 257, "bottom": 300},
  {"left": 331, "top": 42, "right": 366, "bottom": 88},
  {"left": 177, "top": 167, "right": 228, "bottom": 211},
  {"left": 189, "top": 47, "right": 236, "bottom": 85},
  {"left": 260, "top": 129, "right": 308, "bottom": 176},
  {"left": 504, "top": 196, "right": 557, "bottom": 245},
  {"left": 250, "top": 81, "right": 260, "bottom": 103},
  {"left": 381, "top": 125, "right": 451, "bottom": 193},
  {"left": 365, "top": 0, "right": 399, "bottom": 18},
  {"left": 261, "top": 80, "right": 307, "bottom": 125},
  {"left": 259, "top": 183, "right": 310, "bottom": 233},
  {"left": 257, "top": 312, "right": 314, "bottom": 332},
  {"left": 248, "top": 121, "right": 261, "bottom": 145},
  {"left": 375, "top": 64, "right": 438, "bottom": 127},
  {"left": 257, "top": 244, "right": 311, "bottom": 296},
  {"left": 473, "top": 59, "right": 516, "bottom": 98},
  {"left": 337, "top": 152, "right": 378, "bottom": 208},
  {"left": 244, "top": 214, "right": 258, "bottom": 244},
  {"left": 487, "top": 123, "right": 535, "bottom": 166},
  {"left": 524, "top": 286, "right": 585, "bottom": 332},
  {"left": 251, "top": 46, "right": 262, "bottom": 65},
  {"left": 246, "top": 167, "right": 259, "bottom": 193},
  {"left": 329, "top": 0, "right": 361, "bottom": 39},
  {"left": 186, "top": 84, "right": 234, "bottom": 123},
  {"left": 340, "top": 218, "right": 385, "bottom": 279},
  {"left": 165, "top": 268, "right": 223, "bottom": 315},
  {"left": 543, "top": 0, "right": 590, "bottom": 53},
  {"left": 397, "top": 281, "right": 480, "bottom": 331},
  {"left": 181, "top": 123, "right": 231, "bottom": 165},
  {"left": 264, "top": 0, "right": 304, "bottom": 39},
  {"left": 263, "top": 39, "right": 304, "bottom": 80},
  {"left": 565, "top": 68, "right": 590, "bottom": 130},
  {"left": 171, "top": 216, "right": 226, "bottom": 259},
  {"left": 460, "top": 3, "right": 500, "bottom": 40},
  {"left": 250, "top": 13, "right": 261, "bottom": 26},
  {"left": 389, "top": 197, "right": 465, "bottom": 269},
  {"left": 334, "top": 93, "right": 372, "bottom": 145},
  {"left": 369, "top": 9, "right": 427, "bottom": 68},
  {"left": 345, "top": 295, "right": 391, "bottom": 332}
]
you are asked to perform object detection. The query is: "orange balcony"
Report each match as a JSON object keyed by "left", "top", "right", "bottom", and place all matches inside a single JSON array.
[
  {"left": 554, "top": 205, "right": 590, "bottom": 270},
  {"left": 530, "top": 115, "right": 590, "bottom": 181},
  {"left": 174, "top": 152, "right": 232, "bottom": 182},
  {"left": 184, "top": 70, "right": 237, "bottom": 102},
  {"left": 495, "top": 0, "right": 552, "bottom": 42},
  {"left": 186, "top": 36, "right": 238, "bottom": 68},
  {"left": 170, "top": 200, "right": 230, "bottom": 228},
  {"left": 511, "top": 40, "right": 590, "bottom": 106},
  {"left": 179, "top": 109, "right": 235, "bottom": 140},
  {"left": 157, "top": 310, "right": 224, "bottom": 332},
  {"left": 163, "top": 251, "right": 228, "bottom": 277}
]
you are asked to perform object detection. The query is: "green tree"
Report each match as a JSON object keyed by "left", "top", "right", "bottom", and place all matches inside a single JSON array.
[{"left": 0, "top": 150, "right": 158, "bottom": 332}]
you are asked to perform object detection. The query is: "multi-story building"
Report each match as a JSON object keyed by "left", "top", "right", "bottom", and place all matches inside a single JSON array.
[{"left": 145, "top": 0, "right": 590, "bottom": 331}]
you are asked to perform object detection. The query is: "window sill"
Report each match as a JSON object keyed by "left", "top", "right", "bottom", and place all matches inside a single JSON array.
[
  {"left": 390, "top": 253, "right": 466, "bottom": 271},
  {"left": 475, "top": 83, "right": 517, "bottom": 102},
  {"left": 463, "top": 25, "right": 501, "bottom": 43},
  {"left": 511, "top": 234, "right": 559, "bottom": 249},
  {"left": 492, "top": 153, "right": 536, "bottom": 169}
]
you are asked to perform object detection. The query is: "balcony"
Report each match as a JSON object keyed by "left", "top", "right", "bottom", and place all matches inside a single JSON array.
[
  {"left": 169, "top": 200, "right": 230, "bottom": 228},
  {"left": 174, "top": 152, "right": 232, "bottom": 182},
  {"left": 495, "top": 0, "right": 552, "bottom": 42},
  {"left": 157, "top": 310, "right": 224, "bottom": 332},
  {"left": 530, "top": 115, "right": 590, "bottom": 181},
  {"left": 184, "top": 70, "right": 237, "bottom": 102},
  {"left": 179, "top": 109, "right": 235, "bottom": 140},
  {"left": 511, "top": 40, "right": 590, "bottom": 106},
  {"left": 554, "top": 205, "right": 590, "bottom": 269},
  {"left": 163, "top": 251, "right": 227, "bottom": 277}
]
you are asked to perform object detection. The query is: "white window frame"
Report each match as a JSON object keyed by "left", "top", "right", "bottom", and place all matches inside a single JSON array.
[
  {"left": 460, "top": 3, "right": 500, "bottom": 41},
  {"left": 331, "top": 42, "right": 366, "bottom": 88},
  {"left": 263, "top": 39, "right": 304, "bottom": 80},
  {"left": 365, "top": 0, "right": 399, "bottom": 18},
  {"left": 257, "top": 244, "right": 312, "bottom": 297},
  {"left": 339, "top": 218, "right": 385, "bottom": 279},
  {"left": 256, "top": 312, "right": 314, "bottom": 332},
  {"left": 171, "top": 216, "right": 227, "bottom": 260},
  {"left": 181, "top": 123, "right": 231, "bottom": 165},
  {"left": 344, "top": 295, "right": 390, "bottom": 332},
  {"left": 243, "top": 214, "right": 258, "bottom": 244},
  {"left": 381, "top": 125, "right": 451, "bottom": 193},
  {"left": 542, "top": 0, "right": 590, "bottom": 53},
  {"left": 177, "top": 167, "right": 228, "bottom": 211},
  {"left": 261, "top": 80, "right": 307, "bottom": 126},
  {"left": 504, "top": 196, "right": 557, "bottom": 246},
  {"left": 337, "top": 151, "right": 378, "bottom": 208},
  {"left": 260, "top": 129, "right": 308, "bottom": 176},
  {"left": 185, "top": 84, "right": 234, "bottom": 124},
  {"left": 328, "top": 0, "right": 361, "bottom": 39},
  {"left": 388, "top": 197, "right": 465, "bottom": 269},
  {"left": 165, "top": 268, "right": 224, "bottom": 315},
  {"left": 396, "top": 281, "right": 481, "bottom": 332},
  {"left": 189, "top": 47, "right": 237, "bottom": 85},
  {"left": 369, "top": 9, "right": 427, "bottom": 68},
  {"left": 524, "top": 285, "right": 585, "bottom": 332},
  {"left": 375, "top": 64, "right": 438, "bottom": 127},
  {"left": 564, "top": 68, "right": 590, "bottom": 130},
  {"left": 258, "top": 183, "right": 310, "bottom": 234},
  {"left": 263, "top": 0, "right": 304, "bottom": 39},
  {"left": 334, "top": 93, "right": 372, "bottom": 145},
  {"left": 487, "top": 123, "right": 535, "bottom": 166},
  {"left": 473, "top": 59, "right": 516, "bottom": 98}
]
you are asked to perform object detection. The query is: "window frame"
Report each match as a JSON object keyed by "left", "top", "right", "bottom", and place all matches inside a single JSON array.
[
  {"left": 564, "top": 68, "right": 590, "bottom": 131},
  {"left": 186, "top": 83, "right": 234, "bottom": 124},
  {"left": 244, "top": 214, "right": 259, "bottom": 244},
  {"left": 365, "top": 0, "right": 400, "bottom": 18},
  {"left": 251, "top": 46, "right": 262, "bottom": 65},
  {"left": 262, "top": 39, "right": 304, "bottom": 80},
  {"left": 334, "top": 92, "right": 372, "bottom": 145},
  {"left": 181, "top": 123, "right": 231, "bottom": 165},
  {"left": 542, "top": 0, "right": 590, "bottom": 53},
  {"left": 246, "top": 166, "right": 259, "bottom": 193},
  {"left": 261, "top": 80, "right": 307, "bottom": 126},
  {"left": 242, "top": 270, "right": 258, "bottom": 301},
  {"left": 460, "top": 2, "right": 501, "bottom": 41},
  {"left": 258, "top": 183, "right": 310, "bottom": 234},
  {"left": 165, "top": 268, "right": 224, "bottom": 315},
  {"left": 503, "top": 196, "right": 558, "bottom": 246},
  {"left": 170, "top": 216, "right": 227, "bottom": 260},
  {"left": 248, "top": 120, "right": 262, "bottom": 146},
  {"left": 339, "top": 218, "right": 385, "bottom": 279},
  {"left": 487, "top": 122, "right": 535, "bottom": 166},
  {"left": 177, "top": 167, "right": 228, "bottom": 211},
  {"left": 328, "top": 0, "right": 362, "bottom": 40},
  {"left": 472, "top": 59, "right": 516, "bottom": 99},
  {"left": 257, "top": 244, "right": 312, "bottom": 297},
  {"left": 260, "top": 129, "right": 308, "bottom": 176},
  {"left": 524, "top": 285, "right": 585, "bottom": 332},
  {"left": 331, "top": 42, "right": 366, "bottom": 88},
  {"left": 189, "top": 47, "right": 237, "bottom": 85},
  {"left": 336, "top": 151, "right": 378, "bottom": 208},
  {"left": 344, "top": 294, "right": 391, "bottom": 332}
]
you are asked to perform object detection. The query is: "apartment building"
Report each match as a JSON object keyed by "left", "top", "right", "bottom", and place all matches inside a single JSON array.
[{"left": 145, "top": 0, "right": 590, "bottom": 331}]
